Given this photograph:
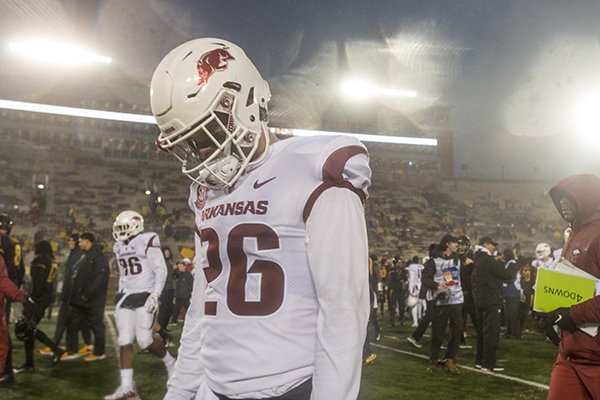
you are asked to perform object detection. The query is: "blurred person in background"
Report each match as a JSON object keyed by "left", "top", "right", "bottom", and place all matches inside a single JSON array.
[
  {"left": 457, "top": 235, "right": 475, "bottom": 348},
  {"left": 543, "top": 174, "right": 600, "bottom": 399},
  {"left": 422, "top": 234, "right": 463, "bottom": 375},
  {"left": 0, "top": 214, "right": 20, "bottom": 379},
  {"left": 406, "top": 256, "right": 425, "bottom": 328},
  {"left": 407, "top": 243, "right": 438, "bottom": 349},
  {"left": 472, "top": 237, "right": 524, "bottom": 372},
  {"left": 502, "top": 250, "right": 523, "bottom": 339},
  {"left": 105, "top": 211, "right": 175, "bottom": 400},
  {"left": 172, "top": 260, "right": 193, "bottom": 324},
  {"left": 157, "top": 246, "right": 176, "bottom": 346},
  {"left": 0, "top": 255, "right": 33, "bottom": 385},
  {"left": 66, "top": 232, "right": 109, "bottom": 362},
  {"left": 39, "top": 233, "right": 93, "bottom": 358},
  {"left": 14, "top": 240, "right": 65, "bottom": 374},
  {"left": 388, "top": 257, "right": 407, "bottom": 327}
]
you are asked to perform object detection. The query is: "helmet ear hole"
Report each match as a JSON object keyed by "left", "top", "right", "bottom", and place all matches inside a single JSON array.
[{"left": 246, "top": 87, "right": 255, "bottom": 106}]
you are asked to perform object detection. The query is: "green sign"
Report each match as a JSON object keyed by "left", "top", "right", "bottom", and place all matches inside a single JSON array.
[{"left": 533, "top": 268, "right": 596, "bottom": 312}]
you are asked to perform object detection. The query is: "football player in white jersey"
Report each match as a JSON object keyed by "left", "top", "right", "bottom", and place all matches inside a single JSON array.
[
  {"left": 406, "top": 256, "right": 425, "bottom": 327},
  {"left": 105, "top": 211, "right": 176, "bottom": 400},
  {"left": 150, "top": 38, "right": 371, "bottom": 400},
  {"left": 531, "top": 242, "right": 554, "bottom": 270}
]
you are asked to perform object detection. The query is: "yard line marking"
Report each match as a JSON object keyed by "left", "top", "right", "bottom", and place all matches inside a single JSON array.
[
  {"left": 371, "top": 343, "right": 550, "bottom": 391},
  {"left": 105, "top": 311, "right": 120, "bottom": 360}
]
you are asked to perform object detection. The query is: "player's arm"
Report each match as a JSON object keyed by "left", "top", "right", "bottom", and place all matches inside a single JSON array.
[
  {"left": 147, "top": 245, "right": 168, "bottom": 295},
  {"left": 164, "top": 232, "right": 217, "bottom": 400},
  {"left": 307, "top": 186, "right": 370, "bottom": 400},
  {"left": 0, "top": 255, "right": 25, "bottom": 302}
]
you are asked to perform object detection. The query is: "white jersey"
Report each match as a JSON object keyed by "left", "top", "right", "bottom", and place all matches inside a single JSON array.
[
  {"left": 113, "top": 231, "right": 167, "bottom": 295},
  {"left": 531, "top": 257, "right": 554, "bottom": 271},
  {"left": 406, "top": 262, "right": 424, "bottom": 296},
  {"left": 177, "top": 135, "right": 370, "bottom": 398}
]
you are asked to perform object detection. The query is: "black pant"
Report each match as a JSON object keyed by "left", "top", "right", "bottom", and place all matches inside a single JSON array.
[
  {"left": 172, "top": 298, "right": 190, "bottom": 323},
  {"left": 475, "top": 304, "right": 502, "bottom": 368},
  {"left": 411, "top": 300, "right": 434, "bottom": 341},
  {"left": 430, "top": 303, "right": 463, "bottom": 361},
  {"left": 461, "top": 298, "right": 477, "bottom": 343},
  {"left": 53, "top": 302, "right": 92, "bottom": 346},
  {"left": 504, "top": 298, "right": 521, "bottom": 338},
  {"left": 389, "top": 288, "right": 406, "bottom": 326},
  {"left": 23, "top": 304, "right": 62, "bottom": 366},
  {"left": 215, "top": 378, "right": 312, "bottom": 400},
  {"left": 157, "top": 289, "right": 174, "bottom": 329},
  {"left": 67, "top": 305, "right": 105, "bottom": 355}
]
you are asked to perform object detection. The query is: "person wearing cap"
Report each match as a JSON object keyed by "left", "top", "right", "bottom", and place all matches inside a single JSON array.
[
  {"left": 172, "top": 260, "right": 194, "bottom": 323},
  {"left": 543, "top": 174, "right": 600, "bottom": 399},
  {"left": 421, "top": 234, "right": 464, "bottom": 374},
  {"left": 472, "top": 236, "right": 523, "bottom": 372}
]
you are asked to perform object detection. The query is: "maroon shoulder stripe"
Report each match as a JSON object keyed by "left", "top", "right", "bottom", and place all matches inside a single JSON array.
[{"left": 303, "top": 145, "right": 368, "bottom": 222}]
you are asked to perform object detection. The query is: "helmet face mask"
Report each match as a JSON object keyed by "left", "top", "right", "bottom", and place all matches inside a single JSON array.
[
  {"left": 113, "top": 211, "right": 144, "bottom": 242},
  {"left": 535, "top": 242, "right": 551, "bottom": 259},
  {"left": 151, "top": 38, "right": 271, "bottom": 191}
]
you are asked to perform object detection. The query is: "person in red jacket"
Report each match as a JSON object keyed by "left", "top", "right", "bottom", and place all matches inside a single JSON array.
[
  {"left": 544, "top": 174, "right": 600, "bottom": 399},
  {"left": 0, "top": 254, "right": 28, "bottom": 385}
]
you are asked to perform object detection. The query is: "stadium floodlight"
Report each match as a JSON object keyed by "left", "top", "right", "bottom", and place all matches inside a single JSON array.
[
  {"left": 36, "top": 184, "right": 45, "bottom": 190},
  {"left": 573, "top": 90, "right": 600, "bottom": 146},
  {"left": 0, "top": 98, "right": 436, "bottom": 146},
  {"left": 8, "top": 39, "right": 112, "bottom": 66},
  {"left": 270, "top": 128, "right": 437, "bottom": 146},
  {"left": 0, "top": 99, "right": 155, "bottom": 124},
  {"left": 340, "top": 78, "right": 417, "bottom": 101}
]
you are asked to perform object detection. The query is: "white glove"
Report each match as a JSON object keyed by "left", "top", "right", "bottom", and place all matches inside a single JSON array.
[{"left": 144, "top": 292, "right": 160, "bottom": 314}]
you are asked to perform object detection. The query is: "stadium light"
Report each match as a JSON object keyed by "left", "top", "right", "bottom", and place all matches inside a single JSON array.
[
  {"left": 8, "top": 39, "right": 112, "bottom": 66},
  {"left": 573, "top": 90, "right": 600, "bottom": 146},
  {"left": 0, "top": 99, "right": 155, "bottom": 124},
  {"left": 0, "top": 98, "right": 436, "bottom": 146},
  {"left": 340, "top": 78, "right": 417, "bottom": 101},
  {"left": 270, "top": 128, "right": 437, "bottom": 146}
]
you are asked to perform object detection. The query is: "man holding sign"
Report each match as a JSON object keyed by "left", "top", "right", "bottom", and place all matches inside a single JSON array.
[{"left": 544, "top": 174, "right": 600, "bottom": 400}]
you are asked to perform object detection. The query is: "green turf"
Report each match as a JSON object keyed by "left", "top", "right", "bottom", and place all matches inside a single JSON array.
[{"left": 2, "top": 310, "right": 559, "bottom": 399}]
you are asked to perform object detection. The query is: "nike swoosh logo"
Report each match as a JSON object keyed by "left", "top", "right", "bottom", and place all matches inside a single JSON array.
[
  {"left": 253, "top": 176, "right": 276, "bottom": 189},
  {"left": 554, "top": 314, "right": 562, "bottom": 324}
]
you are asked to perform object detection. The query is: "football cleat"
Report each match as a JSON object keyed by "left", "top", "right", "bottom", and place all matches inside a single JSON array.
[
  {"left": 407, "top": 336, "right": 423, "bottom": 349},
  {"left": 104, "top": 386, "right": 140, "bottom": 400},
  {"left": 84, "top": 354, "right": 106, "bottom": 362},
  {"left": 363, "top": 353, "right": 377, "bottom": 366},
  {"left": 61, "top": 352, "right": 80, "bottom": 361},
  {"left": 77, "top": 344, "right": 93, "bottom": 356},
  {"left": 39, "top": 347, "right": 53, "bottom": 356}
]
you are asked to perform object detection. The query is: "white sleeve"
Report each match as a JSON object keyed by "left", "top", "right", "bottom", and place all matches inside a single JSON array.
[
  {"left": 164, "top": 234, "right": 217, "bottom": 400},
  {"left": 147, "top": 247, "right": 167, "bottom": 295},
  {"left": 306, "top": 187, "right": 370, "bottom": 400}
]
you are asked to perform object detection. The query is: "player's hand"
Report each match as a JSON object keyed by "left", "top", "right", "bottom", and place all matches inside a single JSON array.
[
  {"left": 144, "top": 292, "right": 160, "bottom": 314},
  {"left": 539, "top": 307, "right": 577, "bottom": 332}
]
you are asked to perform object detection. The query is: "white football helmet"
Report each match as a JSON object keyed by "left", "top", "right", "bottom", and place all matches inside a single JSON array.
[
  {"left": 113, "top": 210, "right": 144, "bottom": 241},
  {"left": 535, "top": 242, "right": 551, "bottom": 259},
  {"left": 150, "top": 38, "right": 271, "bottom": 190}
]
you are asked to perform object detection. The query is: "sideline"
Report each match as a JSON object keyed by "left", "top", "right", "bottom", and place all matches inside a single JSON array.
[{"left": 371, "top": 342, "right": 550, "bottom": 391}]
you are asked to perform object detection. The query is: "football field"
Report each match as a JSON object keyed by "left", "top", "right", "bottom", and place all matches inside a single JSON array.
[{"left": 3, "top": 310, "right": 556, "bottom": 400}]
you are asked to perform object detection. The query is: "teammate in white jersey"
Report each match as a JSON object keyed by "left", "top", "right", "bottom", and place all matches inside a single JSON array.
[
  {"left": 105, "top": 210, "right": 176, "bottom": 400},
  {"left": 151, "top": 38, "right": 371, "bottom": 400},
  {"left": 406, "top": 256, "right": 426, "bottom": 327},
  {"left": 531, "top": 242, "right": 554, "bottom": 270}
]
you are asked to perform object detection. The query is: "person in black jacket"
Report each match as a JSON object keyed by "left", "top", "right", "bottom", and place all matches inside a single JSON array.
[
  {"left": 472, "top": 236, "right": 525, "bottom": 372},
  {"left": 66, "top": 232, "right": 109, "bottom": 361},
  {"left": 157, "top": 246, "right": 175, "bottom": 346},
  {"left": 171, "top": 260, "right": 194, "bottom": 323},
  {"left": 14, "top": 240, "right": 65, "bottom": 373},
  {"left": 39, "top": 233, "right": 93, "bottom": 357}
]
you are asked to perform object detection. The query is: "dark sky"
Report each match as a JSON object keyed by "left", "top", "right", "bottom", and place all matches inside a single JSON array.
[{"left": 1, "top": 0, "right": 599, "bottom": 179}]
